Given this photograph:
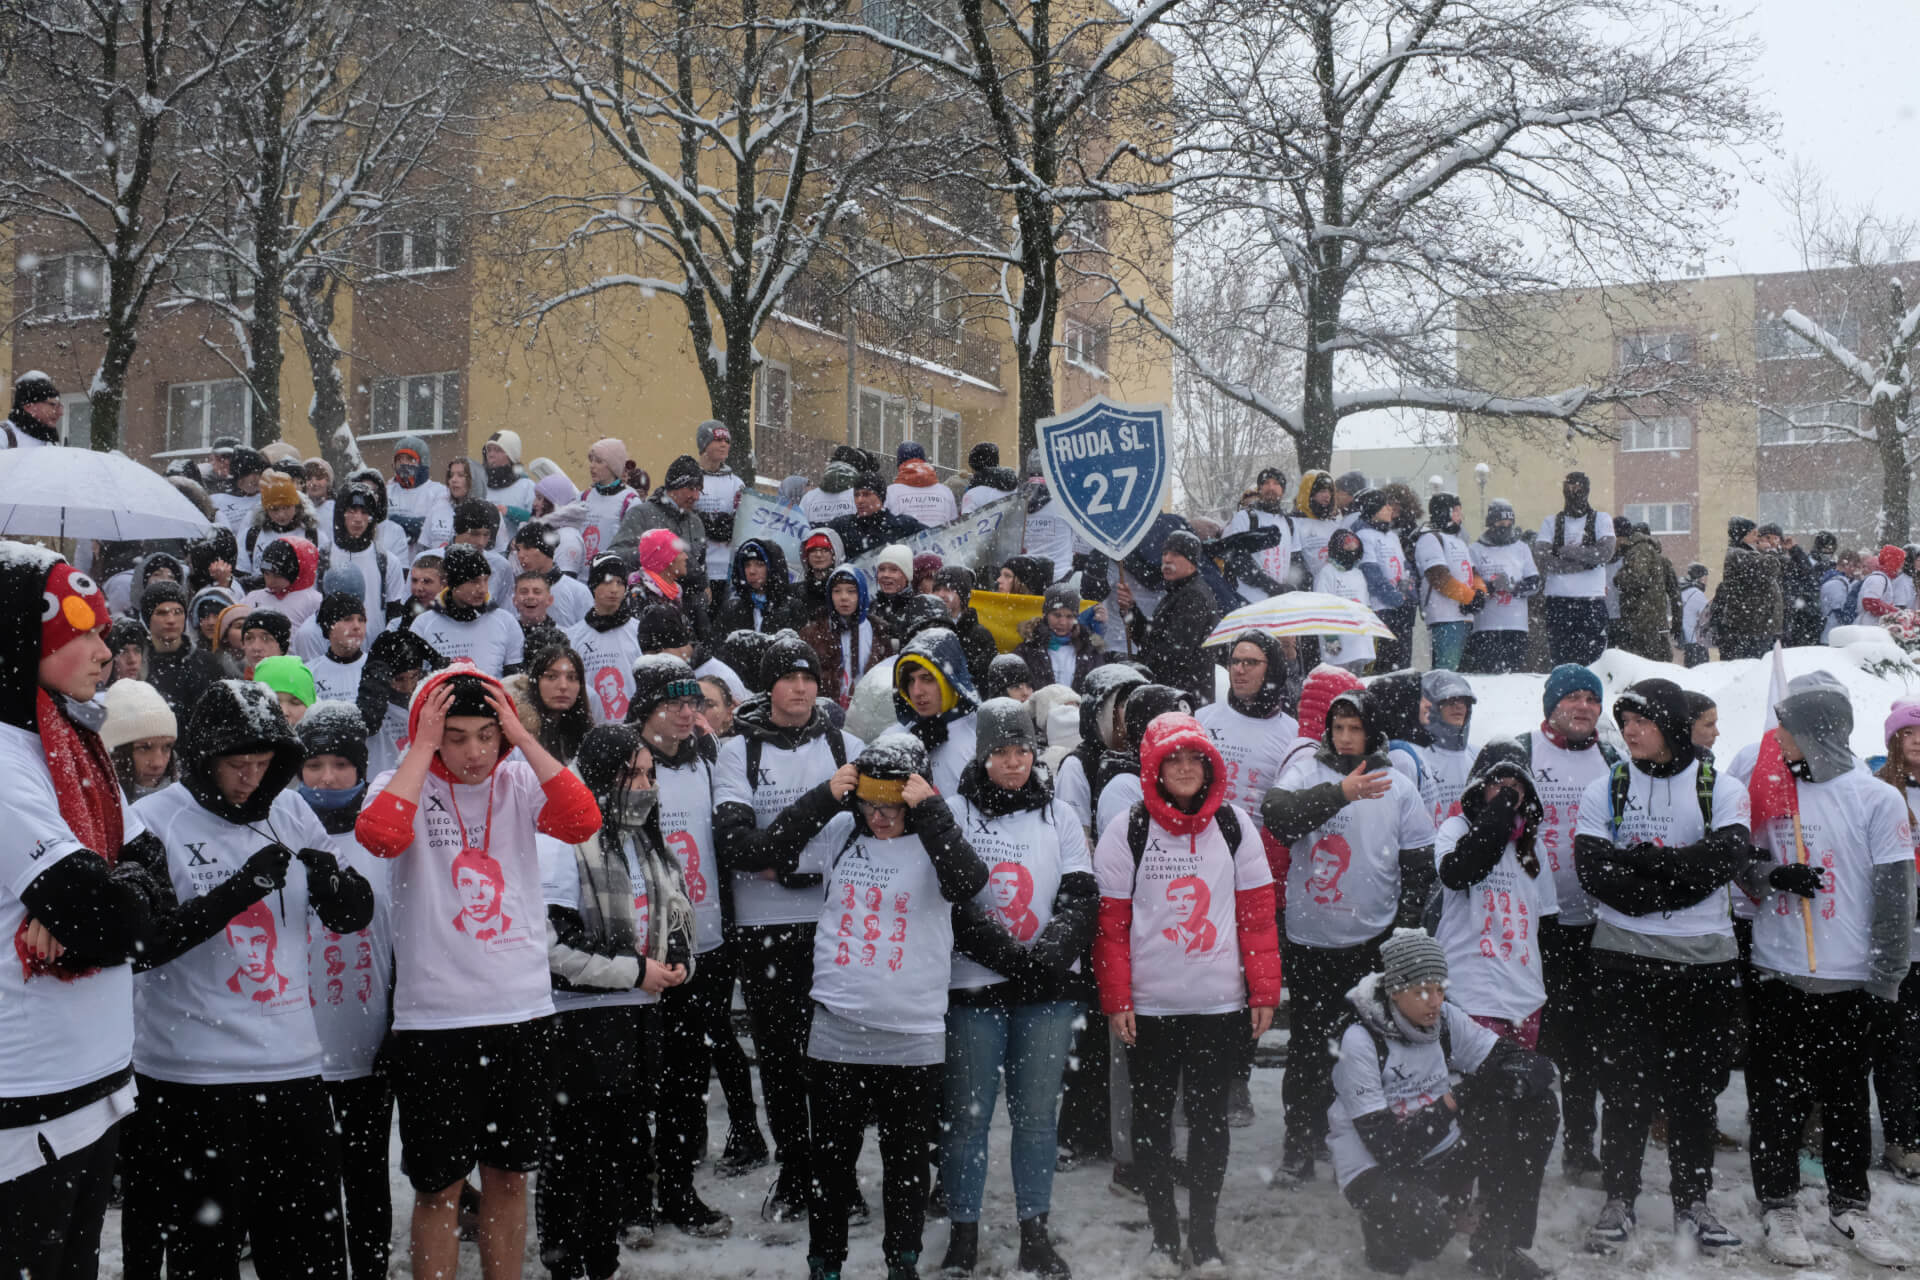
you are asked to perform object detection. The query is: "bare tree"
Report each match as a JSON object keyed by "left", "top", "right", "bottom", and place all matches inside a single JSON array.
[
  {"left": 1125, "top": 0, "right": 1769, "bottom": 471},
  {"left": 0, "top": 0, "right": 244, "bottom": 449}
]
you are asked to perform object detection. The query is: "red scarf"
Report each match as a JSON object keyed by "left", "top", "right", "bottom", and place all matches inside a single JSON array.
[{"left": 15, "top": 689, "right": 124, "bottom": 982}]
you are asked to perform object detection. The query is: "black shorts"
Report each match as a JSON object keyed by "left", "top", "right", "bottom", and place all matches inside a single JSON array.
[{"left": 390, "top": 1016, "right": 555, "bottom": 1193}]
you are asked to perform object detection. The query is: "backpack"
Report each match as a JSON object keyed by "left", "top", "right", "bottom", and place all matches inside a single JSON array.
[
  {"left": 1124, "top": 801, "right": 1244, "bottom": 888},
  {"left": 1606, "top": 757, "right": 1715, "bottom": 839},
  {"left": 1511, "top": 730, "right": 1620, "bottom": 772},
  {"left": 1824, "top": 568, "right": 1865, "bottom": 627},
  {"left": 1348, "top": 1009, "right": 1452, "bottom": 1077}
]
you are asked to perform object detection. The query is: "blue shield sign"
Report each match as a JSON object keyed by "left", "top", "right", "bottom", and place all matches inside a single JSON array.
[{"left": 1035, "top": 397, "right": 1171, "bottom": 561}]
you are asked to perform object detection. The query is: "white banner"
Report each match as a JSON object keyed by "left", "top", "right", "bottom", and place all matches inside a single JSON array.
[
  {"left": 730, "top": 489, "right": 813, "bottom": 568},
  {"left": 850, "top": 489, "right": 1028, "bottom": 578}
]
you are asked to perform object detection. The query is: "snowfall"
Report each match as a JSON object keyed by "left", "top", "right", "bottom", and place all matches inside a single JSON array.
[{"left": 94, "top": 633, "right": 1920, "bottom": 1280}]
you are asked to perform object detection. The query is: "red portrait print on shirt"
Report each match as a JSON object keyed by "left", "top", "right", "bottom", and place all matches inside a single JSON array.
[
  {"left": 1307, "top": 833, "right": 1354, "bottom": 906},
  {"left": 988, "top": 861, "right": 1040, "bottom": 941},
  {"left": 225, "top": 900, "right": 290, "bottom": 1002},
  {"left": 451, "top": 848, "right": 513, "bottom": 940},
  {"left": 593, "top": 665, "right": 629, "bottom": 721},
  {"left": 1162, "top": 876, "right": 1219, "bottom": 954}
]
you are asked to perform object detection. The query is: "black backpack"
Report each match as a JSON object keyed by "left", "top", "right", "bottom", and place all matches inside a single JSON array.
[
  {"left": 1347, "top": 1010, "right": 1452, "bottom": 1076},
  {"left": 1123, "top": 800, "right": 1244, "bottom": 884}
]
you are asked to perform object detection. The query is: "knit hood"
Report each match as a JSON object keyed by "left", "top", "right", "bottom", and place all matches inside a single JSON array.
[
  {"left": 332, "top": 482, "right": 385, "bottom": 552},
  {"left": 1295, "top": 469, "right": 1336, "bottom": 520},
  {"left": 1139, "top": 711, "right": 1225, "bottom": 837},
  {"left": 729, "top": 538, "right": 793, "bottom": 609},
  {"left": 1296, "top": 664, "right": 1365, "bottom": 745},
  {"left": 893, "top": 626, "right": 979, "bottom": 726},
  {"left": 1316, "top": 688, "right": 1389, "bottom": 771},
  {"left": 260, "top": 536, "right": 320, "bottom": 593},
  {"left": 1613, "top": 677, "right": 1696, "bottom": 776},
  {"left": 179, "top": 679, "right": 305, "bottom": 824},
  {"left": 1460, "top": 738, "right": 1544, "bottom": 833},
  {"left": 1880, "top": 545, "right": 1908, "bottom": 577},
  {"left": 1775, "top": 671, "right": 1856, "bottom": 784}
]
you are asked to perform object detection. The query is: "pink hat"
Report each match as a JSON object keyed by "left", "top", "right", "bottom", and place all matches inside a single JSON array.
[
  {"left": 588, "top": 437, "right": 629, "bottom": 472},
  {"left": 1885, "top": 699, "right": 1920, "bottom": 743},
  {"left": 639, "top": 527, "right": 685, "bottom": 574}
]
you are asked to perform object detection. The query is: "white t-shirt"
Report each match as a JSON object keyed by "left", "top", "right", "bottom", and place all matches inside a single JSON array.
[
  {"left": 713, "top": 728, "right": 864, "bottom": 927},
  {"left": 0, "top": 726, "right": 142, "bottom": 1109},
  {"left": 1311, "top": 563, "right": 1375, "bottom": 668},
  {"left": 1862, "top": 571, "right": 1897, "bottom": 614},
  {"left": 1054, "top": 753, "right": 1093, "bottom": 836},
  {"left": 811, "top": 814, "right": 956, "bottom": 1035},
  {"left": 543, "top": 574, "right": 595, "bottom": 630},
  {"left": 1415, "top": 529, "right": 1475, "bottom": 626},
  {"left": 579, "top": 486, "right": 639, "bottom": 563},
  {"left": 386, "top": 479, "right": 450, "bottom": 554},
  {"left": 486, "top": 477, "right": 538, "bottom": 553},
  {"left": 1432, "top": 815, "right": 1557, "bottom": 1022},
  {"left": 563, "top": 616, "right": 642, "bottom": 725},
  {"left": 1526, "top": 729, "right": 1611, "bottom": 926},
  {"left": 1093, "top": 802, "right": 1271, "bottom": 1016},
  {"left": 131, "top": 786, "right": 332, "bottom": 1084},
  {"left": 1894, "top": 574, "right": 1918, "bottom": 610},
  {"left": 1022, "top": 505, "right": 1079, "bottom": 580},
  {"left": 1469, "top": 541, "right": 1539, "bottom": 633},
  {"left": 801, "top": 487, "right": 855, "bottom": 526},
  {"left": 1535, "top": 510, "right": 1615, "bottom": 598},
  {"left": 1222, "top": 508, "right": 1295, "bottom": 602},
  {"left": 926, "top": 716, "right": 977, "bottom": 798},
  {"left": 369, "top": 760, "right": 558, "bottom": 1031},
  {"left": 307, "top": 835, "right": 394, "bottom": 1081},
  {"left": 367, "top": 700, "right": 409, "bottom": 784},
  {"left": 1293, "top": 516, "right": 1342, "bottom": 582},
  {"left": 1418, "top": 743, "right": 1473, "bottom": 830},
  {"left": 539, "top": 832, "right": 656, "bottom": 1010},
  {"left": 961, "top": 485, "right": 1011, "bottom": 515},
  {"left": 697, "top": 470, "right": 748, "bottom": 581},
  {"left": 1750, "top": 762, "right": 1913, "bottom": 983},
  {"left": 886, "top": 480, "right": 957, "bottom": 529},
  {"left": 1358, "top": 526, "right": 1410, "bottom": 610},
  {"left": 657, "top": 753, "right": 722, "bottom": 954},
  {"left": 1328, "top": 1002, "right": 1497, "bottom": 1191},
  {"left": 310, "top": 651, "right": 367, "bottom": 706},
  {"left": 1195, "top": 701, "right": 1299, "bottom": 811},
  {"left": 1276, "top": 753, "right": 1434, "bottom": 948},
  {"left": 1094, "top": 772, "right": 1143, "bottom": 845},
  {"left": 1574, "top": 760, "right": 1751, "bottom": 939},
  {"left": 331, "top": 541, "right": 408, "bottom": 608},
  {"left": 950, "top": 797, "right": 1092, "bottom": 989},
  {"left": 406, "top": 606, "right": 525, "bottom": 678}
]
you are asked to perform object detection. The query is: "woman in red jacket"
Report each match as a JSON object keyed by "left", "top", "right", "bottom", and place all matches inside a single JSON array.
[{"left": 1093, "top": 713, "right": 1281, "bottom": 1274}]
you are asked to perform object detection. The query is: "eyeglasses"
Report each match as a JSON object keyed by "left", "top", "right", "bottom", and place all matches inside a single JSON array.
[
  {"left": 857, "top": 799, "right": 907, "bottom": 818},
  {"left": 1226, "top": 657, "right": 1266, "bottom": 669}
]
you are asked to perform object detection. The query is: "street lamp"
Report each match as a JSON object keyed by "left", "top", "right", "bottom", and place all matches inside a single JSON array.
[{"left": 1474, "top": 461, "right": 1490, "bottom": 515}]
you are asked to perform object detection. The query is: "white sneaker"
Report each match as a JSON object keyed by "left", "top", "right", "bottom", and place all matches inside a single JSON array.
[
  {"left": 1761, "top": 1206, "right": 1813, "bottom": 1267},
  {"left": 1830, "top": 1208, "right": 1915, "bottom": 1268}
]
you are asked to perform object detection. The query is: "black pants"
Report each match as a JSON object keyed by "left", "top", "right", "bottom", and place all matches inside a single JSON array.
[
  {"left": 1129, "top": 1012, "right": 1241, "bottom": 1250},
  {"left": 702, "top": 945, "right": 761, "bottom": 1139},
  {"left": 1345, "top": 1082, "right": 1558, "bottom": 1264},
  {"left": 326, "top": 1075, "right": 393, "bottom": 1280},
  {"left": 1748, "top": 981, "right": 1875, "bottom": 1208},
  {"left": 1682, "top": 642, "right": 1709, "bottom": 668},
  {"left": 1462, "top": 630, "right": 1528, "bottom": 674},
  {"left": 1536, "top": 919, "right": 1600, "bottom": 1154},
  {"left": 1056, "top": 969, "right": 1111, "bottom": 1159},
  {"left": 539, "top": 1006, "right": 652, "bottom": 1280},
  {"left": 1592, "top": 960, "right": 1737, "bottom": 1211},
  {"left": 1872, "top": 964, "right": 1920, "bottom": 1149},
  {"left": 658, "top": 948, "right": 730, "bottom": 1205},
  {"left": 122, "top": 1074, "right": 346, "bottom": 1280},
  {"left": 0, "top": 1117, "right": 120, "bottom": 1280},
  {"left": 737, "top": 922, "right": 817, "bottom": 1194},
  {"left": 1544, "top": 596, "right": 1608, "bottom": 666},
  {"left": 1282, "top": 936, "right": 1384, "bottom": 1160},
  {"left": 805, "top": 1057, "right": 939, "bottom": 1268},
  {"left": 1717, "top": 633, "right": 1774, "bottom": 661},
  {"left": 1377, "top": 605, "right": 1416, "bottom": 671}
]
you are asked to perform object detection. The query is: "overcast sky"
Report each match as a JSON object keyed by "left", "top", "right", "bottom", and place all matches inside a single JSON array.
[{"left": 1336, "top": 0, "right": 1920, "bottom": 451}]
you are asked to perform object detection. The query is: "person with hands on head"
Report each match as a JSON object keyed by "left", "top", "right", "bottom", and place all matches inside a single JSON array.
[
  {"left": 353, "top": 660, "right": 602, "bottom": 1280},
  {"left": 1330, "top": 931, "right": 1560, "bottom": 1280},
  {"left": 120, "top": 678, "right": 373, "bottom": 1280},
  {"left": 756, "top": 734, "right": 993, "bottom": 1280},
  {"left": 1093, "top": 712, "right": 1280, "bottom": 1275},
  {"left": 537, "top": 724, "right": 695, "bottom": 1272}
]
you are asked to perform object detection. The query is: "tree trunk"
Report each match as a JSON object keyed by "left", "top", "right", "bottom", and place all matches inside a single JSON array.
[
  {"left": 1017, "top": 327, "right": 1055, "bottom": 461},
  {"left": 90, "top": 256, "right": 142, "bottom": 453},
  {"left": 247, "top": 21, "right": 289, "bottom": 445},
  {"left": 1876, "top": 395, "right": 1911, "bottom": 545},
  {"left": 1297, "top": 279, "right": 1340, "bottom": 473},
  {"left": 290, "top": 280, "right": 358, "bottom": 479}
]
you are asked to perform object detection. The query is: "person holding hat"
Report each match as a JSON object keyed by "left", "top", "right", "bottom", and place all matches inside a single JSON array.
[
  {"left": 385, "top": 436, "right": 449, "bottom": 554},
  {"left": 753, "top": 731, "right": 992, "bottom": 1280},
  {"left": 802, "top": 565, "right": 896, "bottom": 708},
  {"left": 830, "top": 469, "right": 927, "bottom": 559},
  {"left": 563, "top": 554, "right": 643, "bottom": 724},
  {"left": 354, "top": 660, "right": 601, "bottom": 1280},
  {"left": 893, "top": 627, "right": 982, "bottom": 794},
  {"left": 1221, "top": 467, "right": 1297, "bottom": 602},
  {"left": 189, "top": 526, "right": 243, "bottom": 598},
  {"left": 512, "top": 519, "right": 593, "bottom": 628},
  {"left": 5, "top": 369, "right": 64, "bottom": 448},
  {"left": 934, "top": 698, "right": 1095, "bottom": 1278},
  {"left": 308, "top": 589, "right": 369, "bottom": 704},
  {"left": 960, "top": 442, "right": 1018, "bottom": 516},
  {"left": 331, "top": 482, "right": 408, "bottom": 619},
  {"left": 1534, "top": 471, "right": 1616, "bottom": 667},
  {"left": 243, "top": 468, "right": 322, "bottom": 575},
  {"left": 121, "top": 678, "right": 373, "bottom": 1280},
  {"left": 102, "top": 677, "right": 179, "bottom": 803},
  {"left": 1329, "top": 930, "right": 1559, "bottom": 1279},
  {"left": 240, "top": 535, "right": 323, "bottom": 628},
  {"left": 1093, "top": 711, "right": 1280, "bottom": 1273},
  {"left": 610, "top": 454, "right": 709, "bottom": 587},
  {"left": 870, "top": 543, "right": 918, "bottom": 639},
  {"left": 712, "top": 633, "right": 867, "bottom": 1223},
  {"left": 1730, "top": 675, "right": 1914, "bottom": 1267},
  {"left": 293, "top": 699, "right": 397, "bottom": 1280},
  {"left": 886, "top": 440, "right": 958, "bottom": 528},
  {"left": 240, "top": 609, "right": 293, "bottom": 678},
  {"left": 1571, "top": 677, "right": 1753, "bottom": 1254},
  {"left": 1114, "top": 529, "right": 1221, "bottom": 706},
  {"left": 715, "top": 538, "right": 798, "bottom": 636},
  {"left": 1464, "top": 500, "right": 1541, "bottom": 674},
  {"left": 406, "top": 542, "right": 526, "bottom": 678},
  {"left": 1266, "top": 685, "right": 1435, "bottom": 1186},
  {"left": 802, "top": 447, "right": 863, "bottom": 526},
  {"left": 537, "top": 722, "right": 694, "bottom": 1270}
]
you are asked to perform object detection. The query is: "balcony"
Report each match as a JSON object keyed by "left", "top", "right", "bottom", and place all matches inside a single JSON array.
[{"left": 773, "top": 272, "right": 1001, "bottom": 388}]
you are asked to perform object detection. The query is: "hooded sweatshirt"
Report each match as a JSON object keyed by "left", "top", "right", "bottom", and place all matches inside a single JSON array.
[
  {"left": 714, "top": 538, "right": 795, "bottom": 635},
  {"left": 239, "top": 536, "right": 323, "bottom": 627},
  {"left": 1292, "top": 469, "right": 1343, "bottom": 576},
  {"left": 892, "top": 627, "right": 981, "bottom": 794},
  {"left": 801, "top": 462, "right": 859, "bottom": 525},
  {"left": 1057, "top": 665, "right": 1149, "bottom": 836}
]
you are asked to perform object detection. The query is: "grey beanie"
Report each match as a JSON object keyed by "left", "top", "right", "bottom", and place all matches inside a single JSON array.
[
  {"left": 1379, "top": 928, "right": 1449, "bottom": 994},
  {"left": 974, "top": 696, "right": 1041, "bottom": 763}
]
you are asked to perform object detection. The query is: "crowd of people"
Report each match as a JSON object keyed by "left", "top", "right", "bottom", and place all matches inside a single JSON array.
[{"left": 2, "top": 379, "right": 1918, "bottom": 1280}]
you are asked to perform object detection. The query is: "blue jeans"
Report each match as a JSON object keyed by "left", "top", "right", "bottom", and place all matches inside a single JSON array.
[
  {"left": 941, "top": 999, "right": 1080, "bottom": 1223},
  {"left": 1429, "top": 621, "right": 1470, "bottom": 670}
]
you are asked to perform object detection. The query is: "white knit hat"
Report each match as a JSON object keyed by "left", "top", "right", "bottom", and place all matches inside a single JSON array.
[
  {"left": 876, "top": 543, "right": 913, "bottom": 577},
  {"left": 101, "top": 679, "right": 178, "bottom": 750}
]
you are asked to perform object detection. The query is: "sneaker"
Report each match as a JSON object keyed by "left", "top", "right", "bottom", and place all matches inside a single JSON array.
[
  {"left": 1676, "top": 1200, "right": 1741, "bottom": 1251},
  {"left": 886, "top": 1250, "right": 921, "bottom": 1280},
  {"left": 762, "top": 1176, "right": 808, "bottom": 1224},
  {"left": 1562, "top": 1145, "right": 1601, "bottom": 1180},
  {"left": 1883, "top": 1142, "right": 1920, "bottom": 1182},
  {"left": 1585, "top": 1198, "right": 1635, "bottom": 1254},
  {"left": 1110, "top": 1161, "right": 1144, "bottom": 1201},
  {"left": 1227, "top": 1079, "right": 1255, "bottom": 1129},
  {"left": 620, "top": 1207, "right": 657, "bottom": 1249},
  {"left": 1760, "top": 1205, "right": 1813, "bottom": 1267},
  {"left": 809, "top": 1257, "right": 843, "bottom": 1280},
  {"left": 1142, "top": 1241, "right": 1183, "bottom": 1279},
  {"left": 715, "top": 1125, "right": 772, "bottom": 1178},
  {"left": 1830, "top": 1208, "right": 1915, "bottom": 1268},
  {"left": 668, "top": 1196, "right": 733, "bottom": 1240},
  {"left": 1468, "top": 1244, "right": 1554, "bottom": 1280}
]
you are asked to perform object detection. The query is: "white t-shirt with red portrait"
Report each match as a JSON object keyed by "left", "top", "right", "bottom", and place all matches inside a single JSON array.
[
  {"left": 307, "top": 834, "right": 394, "bottom": 1081},
  {"left": 1275, "top": 753, "right": 1435, "bottom": 949},
  {"left": 1432, "top": 815, "right": 1557, "bottom": 1023},
  {"left": 657, "top": 751, "right": 722, "bottom": 955},
  {"left": 809, "top": 813, "right": 956, "bottom": 1036},
  {"left": 948, "top": 796, "right": 1092, "bottom": 990},
  {"left": 564, "top": 616, "right": 643, "bottom": 726}
]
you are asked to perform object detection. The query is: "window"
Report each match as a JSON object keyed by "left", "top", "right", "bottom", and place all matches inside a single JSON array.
[
  {"left": 754, "top": 361, "right": 791, "bottom": 437},
  {"left": 1758, "top": 312, "right": 1862, "bottom": 360},
  {"left": 58, "top": 393, "right": 91, "bottom": 446},
  {"left": 861, "top": 0, "right": 951, "bottom": 44},
  {"left": 912, "top": 402, "right": 962, "bottom": 470},
  {"left": 1617, "top": 331, "right": 1693, "bottom": 368},
  {"left": 1757, "top": 489, "right": 1852, "bottom": 534},
  {"left": 1760, "top": 401, "right": 1861, "bottom": 447},
  {"left": 28, "top": 252, "right": 107, "bottom": 321},
  {"left": 856, "top": 387, "right": 909, "bottom": 458},
  {"left": 164, "top": 379, "right": 251, "bottom": 455},
  {"left": 1619, "top": 414, "right": 1692, "bottom": 452},
  {"left": 1063, "top": 317, "right": 1109, "bottom": 375},
  {"left": 367, "top": 371, "right": 462, "bottom": 439},
  {"left": 170, "top": 243, "right": 253, "bottom": 301},
  {"left": 861, "top": 247, "right": 962, "bottom": 340},
  {"left": 857, "top": 387, "right": 961, "bottom": 469},
  {"left": 1622, "top": 502, "right": 1691, "bottom": 535},
  {"left": 374, "top": 217, "right": 456, "bottom": 275}
]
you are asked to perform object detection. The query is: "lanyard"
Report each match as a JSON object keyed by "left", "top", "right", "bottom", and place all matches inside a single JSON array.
[{"left": 446, "top": 773, "right": 498, "bottom": 856}]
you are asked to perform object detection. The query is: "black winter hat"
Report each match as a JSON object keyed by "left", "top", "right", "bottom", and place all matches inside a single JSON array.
[
  {"left": 1612, "top": 677, "right": 1696, "bottom": 769},
  {"left": 854, "top": 469, "right": 885, "bottom": 497},
  {"left": 1256, "top": 466, "right": 1288, "bottom": 488},
  {"left": 318, "top": 591, "right": 367, "bottom": 638},
  {"left": 900, "top": 593, "right": 951, "bottom": 638},
  {"left": 453, "top": 498, "right": 500, "bottom": 537},
  {"left": 760, "top": 631, "right": 820, "bottom": 688},
  {"left": 1727, "top": 516, "right": 1757, "bottom": 546},
  {"left": 968, "top": 442, "right": 999, "bottom": 471},
  {"left": 241, "top": 609, "right": 292, "bottom": 651},
  {"left": 1079, "top": 663, "right": 1149, "bottom": 747},
  {"left": 627, "top": 654, "right": 699, "bottom": 726},
  {"left": 106, "top": 617, "right": 150, "bottom": 654},
  {"left": 1460, "top": 739, "right": 1543, "bottom": 827},
  {"left": 1122, "top": 683, "right": 1193, "bottom": 754},
  {"left": 442, "top": 543, "right": 492, "bottom": 590},
  {"left": 512, "top": 520, "right": 560, "bottom": 554},
  {"left": 1001, "top": 556, "right": 1053, "bottom": 595},
  {"left": 1428, "top": 492, "right": 1462, "bottom": 532},
  {"left": 443, "top": 673, "right": 500, "bottom": 721},
  {"left": 296, "top": 699, "right": 370, "bottom": 779},
  {"left": 191, "top": 526, "right": 240, "bottom": 576},
  {"left": 934, "top": 565, "right": 976, "bottom": 604},
  {"left": 857, "top": 732, "right": 929, "bottom": 782},
  {"left": 637, "top": 604, "right": 692, "bottom": 652},
  {"left": 1043, "top": 582, "right": 1079, "bottom": 616},
  {"left": 984, "top": 653, "right": 1033, "bottom": 700},
  {"left": 1162, "top": 529, "right": 1203, "bottom": 567},
  {"left": 586, "top": 554, "right": 628, "bottom": 592},
  {"left": 230, "top": 447, "right": 268, "bottom": 479},
  {"left": 576, "top": 722, "right": 647, "bottom": 805},
  {"left": 138, "top": 579, "right": 189, "bottom": 628},
  {"left": 12, "top": 371, "right": 59, "bottom": 411},
  {"left": 341, "top": 483, "right": 380, "bottom": 514},
  {"left": 259, "top": 538, "right": 300, "bottom": 583},
  {"left": 1327, "top": 528, "right": 1364, "bottom": 570},
  {"left": 1756, "top": 522, "right": 1783, "bottom": 540},
  {"left": 664, "top": 454, "right": 704, "bottom": 490}
]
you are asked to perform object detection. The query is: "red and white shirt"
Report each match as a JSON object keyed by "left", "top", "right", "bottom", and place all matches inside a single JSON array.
[
  {"left": 1432, "top": 815, "right": 1557, "bottom": 1022},
  {"left": 1275, "top": 753, "right": 1434, "bottom": 948}
]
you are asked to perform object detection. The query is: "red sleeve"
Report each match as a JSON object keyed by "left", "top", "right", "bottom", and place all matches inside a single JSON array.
[
  {"left": 1092, "top": 896, "right": 1135, "bottom": 1015},
  {"left": 355, "top": 792, "right": 418, "bottom": 859},
  {"left": 1261, "top": 828, "right": 1290, "bottom": 914},
  {"left": 1235, "top": 881, "right": 1282, "bottom": 1008},
  {"left": 1863, "top": 596, "right": 1897, "bottom": 617},
  {"left": 536, "top": 769, "right": 602, "bottom": 843}
]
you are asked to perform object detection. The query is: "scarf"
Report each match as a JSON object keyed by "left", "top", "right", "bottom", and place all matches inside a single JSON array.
[
  {"left": 593, "top": 478, "right": 625, "bottom": 496},
  {"left": 957, "top": 761, "right": 1051, "bottom": 817},
  {"left": 1536, "top": 719, "right": 1596, "bottom": 751},
  {"left": 639, "top": 569, "right": 681, "bottom": 603},
  {"left": 579, "top": 816, "right": 644, "bottom": 956},
  {"left": 582, "top": 599, "right": 634, "bottom": 632},
  {"left": 438, "top": 590, "right": 488, "bottom": 623},
  {"left": 17, "top": 691, "right": 123, "bottom": 982},
  {"left": 905, "top": 712, "right": 950, "bottom": 752},
  {"left": 8, "top": 411, "right": 58, "bottom": 445}
]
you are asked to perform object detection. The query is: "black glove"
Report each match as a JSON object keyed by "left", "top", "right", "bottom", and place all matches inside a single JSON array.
[
  {"left": 297, "top": 847, "right": 343, "bottom": 896},
  {"left": 242, "top": 843, "right": 294, "bottom": 893},
  {"left": 1768, "top": 863, "right": 1824, "bottom": 899},
  {"left": 1478, "top": 785, "right": 1522, "bottom": 829},
  {"left": 107, "top": 859, "right": 165, "bottom": 912},
  {"left": 1493, "top": 1049, "right": 1558, "bottom": 1100},
  {"left": 1465, "top": 588, "right": 1489, "bottom": 614}
]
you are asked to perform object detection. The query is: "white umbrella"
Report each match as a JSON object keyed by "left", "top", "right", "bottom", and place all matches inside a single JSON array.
[
  {"left": 1202, "top": 591, "right": 1396, "bottom": 645},
  {"left": 0, "top": 445, "right": 215, "bottom": 541}
]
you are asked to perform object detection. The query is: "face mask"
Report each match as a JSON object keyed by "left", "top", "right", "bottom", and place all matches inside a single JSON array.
[
  {"left": 396, "top": 462, "right": 428, "bottom": 489},
  {"left": 616, "top": 788, "right": 658, "bottom": 827},
  {"left": 298, "top": 780, "right": 367, "bottom": 812}
]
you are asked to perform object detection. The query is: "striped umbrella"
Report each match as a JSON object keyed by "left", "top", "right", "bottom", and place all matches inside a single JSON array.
[{"left": 1201, "top": 591, "right": 1395, "bottom": 646}]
